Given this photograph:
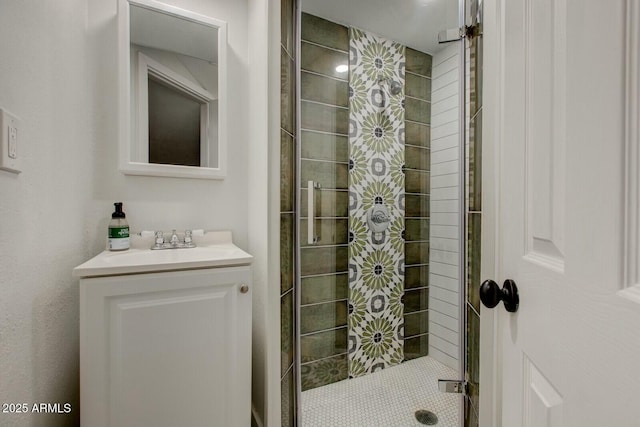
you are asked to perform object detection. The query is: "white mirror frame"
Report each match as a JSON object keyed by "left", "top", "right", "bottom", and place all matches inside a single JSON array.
[{"left": 118, "top": 0, "right": 228, "bottom": 179}]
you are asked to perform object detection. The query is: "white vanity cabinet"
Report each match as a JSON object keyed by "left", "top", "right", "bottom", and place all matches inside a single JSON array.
[{"left": 74, "top": 232, "right": 252, "bottom": 427}]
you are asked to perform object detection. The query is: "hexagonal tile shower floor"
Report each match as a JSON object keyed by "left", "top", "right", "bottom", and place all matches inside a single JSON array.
[{"left": 301, "top": 356, "right": 460, "bottom": 427}]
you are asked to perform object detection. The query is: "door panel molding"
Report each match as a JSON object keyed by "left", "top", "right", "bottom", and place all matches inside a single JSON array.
[
  {"left": 523, "top": 0, "right": 566, "bottom": 273},
  {"left": 522, "top": 355, "right": 563, "bottom": 427}
]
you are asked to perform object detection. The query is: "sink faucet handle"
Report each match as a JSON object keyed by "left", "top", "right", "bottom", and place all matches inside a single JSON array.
[
  {"left": 154, "top": 231, "right": 164, "bottom": 246},
  {"left": 184, "top": 230, "right": 193, "bottom": 244},
  {"left": 170, "top": 229, "right": 180, "bottom": 246}
]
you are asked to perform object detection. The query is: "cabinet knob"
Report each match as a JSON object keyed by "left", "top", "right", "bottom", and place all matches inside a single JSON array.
[{"left": 240, "top": 284, "right": 249, "bottom": 294}]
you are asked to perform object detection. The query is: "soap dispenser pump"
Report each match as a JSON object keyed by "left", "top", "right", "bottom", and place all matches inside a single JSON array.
[{"left": 108, "top": 202, "right": 130, "bottom": 251}]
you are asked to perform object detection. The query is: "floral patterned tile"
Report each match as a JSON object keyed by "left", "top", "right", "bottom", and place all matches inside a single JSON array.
[{"left": 348, "top": 27, "right": 406, "bottom": 377}]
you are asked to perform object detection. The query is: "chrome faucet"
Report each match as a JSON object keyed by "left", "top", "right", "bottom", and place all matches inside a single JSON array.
[
  {"left": 170, "top": 230, "right": 180, "bottom": 247},
  {"left": 153, "top": 231, "right": 165, "bottom": 249},
  {"left": 150, "top": 230, "right": 196, "bottom": 250}
]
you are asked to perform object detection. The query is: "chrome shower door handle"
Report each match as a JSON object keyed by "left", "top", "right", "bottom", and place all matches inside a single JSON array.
[{"left": 307, "top": 181, "right": 320, "bottom": 245}]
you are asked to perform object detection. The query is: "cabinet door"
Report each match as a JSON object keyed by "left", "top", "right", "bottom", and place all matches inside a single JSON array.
[{"left": 80, "top": 266, "right": 252, "bottom": 427}]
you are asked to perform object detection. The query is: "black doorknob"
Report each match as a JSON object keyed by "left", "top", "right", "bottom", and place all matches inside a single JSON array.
[{"left": 480, "top": 279, "right": 519, "bottom": 312}]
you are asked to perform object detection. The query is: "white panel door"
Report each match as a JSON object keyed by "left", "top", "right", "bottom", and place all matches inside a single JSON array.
[{"left": 489, "top": 0, "right": 640, "bottom": 426}]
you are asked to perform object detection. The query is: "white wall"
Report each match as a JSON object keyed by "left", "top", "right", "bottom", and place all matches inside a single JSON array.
[
  {"left": 247, "top": 0, "right": 282, "bottom": 424},
  {"left": 0, "top": 0, "right": 249, "bottom": 425},
  {"left": 429, "top": 42, "right": 461, "bottom": 371}
]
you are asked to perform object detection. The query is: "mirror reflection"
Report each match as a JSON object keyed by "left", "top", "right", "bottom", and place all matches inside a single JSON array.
[{"left": 120, "top": 0, "right": 226, "bottom": 179}]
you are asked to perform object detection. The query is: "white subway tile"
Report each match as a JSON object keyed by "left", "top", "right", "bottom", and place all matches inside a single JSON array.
[
  {"left": 430, "top": 248, "right": 459, "bottom": 265},
  {"left": 428, "top": 347, "right": 459, "bottom": 371},
  {"left": 430, "top": 273, "right": 460, "bottom": 293},
  {"left": 431, "top": 173, "right": 459, "bottom": 188},
  {"left": 431, "top": 159, "right": 459, "bottom": 176},
  {"left": 430, "top": 335, "right": 459, "bottom": 358},
  {"left": 430, "top": 237, "right": 459, "bottom": 252},
  {"left": 431, "top": 134, "right": 459, "bottom": 153},
  {"left": 430, "top": 261, "right": 459, "bottom": 279},
  {"left": 431, "top": 146, "right": 458, "bottom": 164},
  {"left": 431, "top": 186, "right": 459, "bottom": 200},
  {"left": 431, "top": 285, "right": 459, "bottom": 305},
  {"left": 431, "top": 93, "right": 458, "bottom": 115},
  {"left": 432, "top": 80, "right": 459, "bottom": 103},
  {"left": 430, "top": 200, "right": 459, "bottom": 213},
  {"left": 429, "top": 310, "right": 460, "bottom": 333},
  {"left": 429, "top": 296, "right": 459, "bottom": 318}
]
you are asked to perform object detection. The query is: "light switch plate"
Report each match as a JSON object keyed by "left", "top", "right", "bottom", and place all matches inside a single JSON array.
[{"left": 0, "top": 107, "right": 21, "bottom": 174}]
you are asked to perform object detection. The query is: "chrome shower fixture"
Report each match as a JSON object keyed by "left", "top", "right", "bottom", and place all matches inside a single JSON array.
[{"left": 378, "top": 78, "right": 402, "bottom": 96}]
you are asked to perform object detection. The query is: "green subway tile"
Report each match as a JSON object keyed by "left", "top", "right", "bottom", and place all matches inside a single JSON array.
[
  {"left": 469, "top": 36, "right": 478, "bottom": 118},
  {"left": 301, "top": 130, "right": 349, "bottom": 162},
  {"left": 280, "top": 213, "right": 294, "bottom": 294},
  {"left": 301, "top": 72, "right": 349, "bottom": 107},
  {"left": 300, "top": 301, "right": 348, "bottom": 334},
  {"left": 467, "top": 383, "right": 479, "bottom": 426},
  {"left": 300, "top": 218, "right": 349, "bottom": 247},
  {"left": 280, "top": 290, "right": 293, "bottom": 376},
  {"left": 405, "top": 265, "right": 429, "bottom": 289},
  {"left": 300, "top": 189, "right": 349, "bottom": 217},
  {"left": 301, "top": 273, "right": 349, "bottom": 305},
  {"left": 280, "top": 47, "right": 295, "bottom": 135},
  {"left": 405, "top": 310, "right": 429, "bottom": 337},
  {"left": 467, "top": 213, "right": 481, "bottom": 313},
  {"left": 406, "top": 72, "right": 432, "bottom": 100},
  {"left": 406, "top": 97, "right": 431, "bottom": 124},
  {"left": 301, "top": 159, "right": 349, "bottom": 190},
  {"left": 301, "top": 101, "right": 349, "bottom": 135},
  {"left": 406, "top": 47, "right": 432, "bottom": 77},
  {"left": 405, "top": 146, "right": 431, "bottom": 171},
  {"left": 301, "top": 246, "right": 349, "bottom": 276},
  {"left": 405, "top": 121, "right": 430, "bottom": 148},
  {"left": 301, "top": 13, "right": 349, "bottom": 52},
  {"left": 300, "top": 327, "right": 348, "bottom": 363},
  {"left": 469, "top": 35, "right": 483, "bottom": 118},
  {"left": 405, "top": 218, "right": 429, "bottom": 241},
  {"left": 467, "top": 304, "right": 480, "bottom": 386},
  {"left": 281, "top": 368, "right": 295, "bottom": 427},
  {"left": 476, "top": 35, "right": 483, "bottom": 112},
  {"left": 404, "top": 287, "right": 429, "bottom": 313},
  {"left": 280, "top": 130, "right": 294, "bottom": 212},
  {"left": 301, "top": 354, "right": 348, "bottom": 391},
  {"left": 302, "top": 42, "right": 349, "bottom": 80},
  {"left": 406, "top": 241, "right": 429, "bottom": 265},
  {"left": 469, "top": 109, "right": 482, "bottom": 211},
  {"left": 406, "top": 169, "right": 430, "bottom": 194},
  {"left": 465, "top": 395, "right": 479, "bottom": 427},
  {"left": 405, "top": 194, "right": 430, "bottom": 217},
  {"left": 280, "top": 0, "right": 294, "bottom": 58},
  {"left": 404, "top": 334, "right": 429, "bottom": 360}
]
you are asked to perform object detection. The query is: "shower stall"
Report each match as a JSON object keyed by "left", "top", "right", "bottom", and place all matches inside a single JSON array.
[{"left": 279, "top": 0, "right": 484, "bottom": 425}]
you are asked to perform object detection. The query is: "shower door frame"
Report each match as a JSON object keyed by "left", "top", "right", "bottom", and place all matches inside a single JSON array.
[{"left": 292, "top": 0, "right": 470, "bottom": 424}]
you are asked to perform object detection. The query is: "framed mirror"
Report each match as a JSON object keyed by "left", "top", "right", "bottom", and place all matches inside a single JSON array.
[{"left": 118, "top": 0, "right": 227, "bottom": 179}]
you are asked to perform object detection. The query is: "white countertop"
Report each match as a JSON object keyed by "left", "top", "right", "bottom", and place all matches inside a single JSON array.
[{"left": 73, "top": 231, "right": 252, "bottom": 278}]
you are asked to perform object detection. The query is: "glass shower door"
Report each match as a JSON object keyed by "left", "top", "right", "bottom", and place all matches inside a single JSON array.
[{"left": 279, "top": 0, "right": 478, "bottom": 425}]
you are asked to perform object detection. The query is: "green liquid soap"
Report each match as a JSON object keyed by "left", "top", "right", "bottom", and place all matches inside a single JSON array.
[{"left": 108, "top": 202, "right": 130, "bottom": 251}]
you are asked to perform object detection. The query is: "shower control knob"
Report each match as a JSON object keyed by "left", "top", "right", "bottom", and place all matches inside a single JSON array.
[
  {"left": 240, "top": 284, "right": 249, "bottom": 294},
  {"left": 480, "top": 279, "right": 519, "bottom": 312}
]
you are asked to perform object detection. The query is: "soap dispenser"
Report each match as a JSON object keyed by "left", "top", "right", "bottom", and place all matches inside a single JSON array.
[{"left": 108, "top": 202, "right": 130, "bottom": 251}]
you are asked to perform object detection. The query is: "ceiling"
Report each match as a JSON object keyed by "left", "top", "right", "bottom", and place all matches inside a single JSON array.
[{"left": 302, "top": 0, "right": 460, "bottom": 55}]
